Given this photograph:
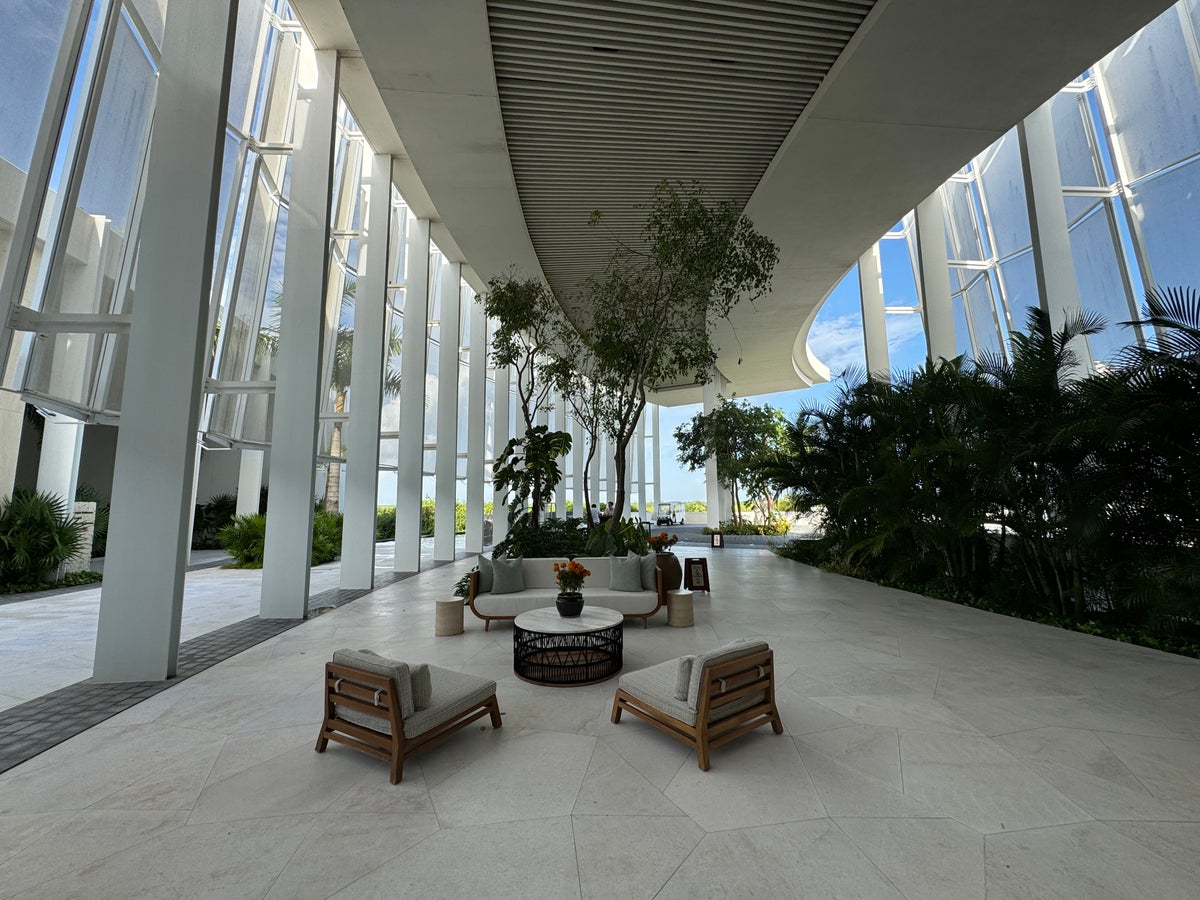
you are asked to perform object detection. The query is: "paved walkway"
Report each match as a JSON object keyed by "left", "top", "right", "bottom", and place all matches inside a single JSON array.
[{"left": 0, "top": 546, "right": 1197, "bottom": 897}]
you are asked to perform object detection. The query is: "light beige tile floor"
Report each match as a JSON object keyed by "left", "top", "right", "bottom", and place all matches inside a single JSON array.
[{"left": 1, "top": 547, "right": 1198, "bottom": 898}]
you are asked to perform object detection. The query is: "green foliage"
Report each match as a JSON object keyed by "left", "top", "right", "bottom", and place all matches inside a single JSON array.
[
  {"left": 217, "top": 514, "right": 267, "bottom": 568},
  {"left": 684, "top": 501, "right": 707, "bottom": 512},
  {"left": 74, "top": 483, "right": 110, "bottom": 557},
  {"left": 676, "top": 398, "right": 786, "bottom": 524},
  {"left": 0, "top": 489, "right": 86, "bottom": 586},
  {"left": 0, "top": 568, "right": 102, "bottom": 595},
  {"left": 192, "top": 493, "right": 238, "bottom": 550},
  {"left": 311, "top": 511, "right": 344, "bottom": 566},
  {"left": 376, "top": 506, "right": 396, "bottom": 541},
  {"left": 493, "top": 426, "right": 572, "bottom": 530},
  {"left": 705, "top": 520, "right": 790, "bottom": 536},
  {"left": 767, "top": 296, "right": 1200, "bottom": 655},
  {"left": 218, "top": 511, "right": 343, "bottom": 567},
  {"left": 494, "top": 515, "right": 590, "bottom": 559}
]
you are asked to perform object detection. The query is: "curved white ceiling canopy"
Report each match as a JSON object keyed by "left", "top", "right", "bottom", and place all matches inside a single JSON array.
[{"left": 300, "top": 0, "right": 1176, "bottom": 404}]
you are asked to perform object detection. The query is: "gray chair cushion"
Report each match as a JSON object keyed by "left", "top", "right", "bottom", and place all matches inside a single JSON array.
[
  {"left": 332, "top": 648, "right": 414, "bottom": 720},
  {"left": 610, "top": 553, "right": 643, "bottom": 592},
  {"left": 675, "top": 655, "right": 694, "bottom": 700},
  {"left": 411, "top": 663, "right": 432, "bottom": 710},
  {"left": 492, "top": 555, "right": 525, "bottom": 594},
  {"left": 639, "top": 553, "right": 657, "bottom": 591},
  {"left": 476, "top": 555, "right": 493, "bottom": 593},
  {"left": 404, "top": 665, "right": 498, "bottom": 736},
  {"left": 687, "top": 639, "right": 770, "bottom": 705}
]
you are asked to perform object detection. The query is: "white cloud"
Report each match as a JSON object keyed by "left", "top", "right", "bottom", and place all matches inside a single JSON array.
[{"left": 807, "top": 314, "right": 867, "bottom": 376}]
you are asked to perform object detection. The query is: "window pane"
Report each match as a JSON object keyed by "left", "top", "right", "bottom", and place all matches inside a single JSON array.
[
  {"left": 976, "top": 131, "right": 1031, "bottom": 258},
  {"left": 965, "top": 275, "right": 1002, "bottom": 358},
  {"left": 1051, "top": 91, "right": 1102, "bottom": 187},
  {"left": 1130, "top": 159, "right": 1200, "bottom": 289},
  {"left": 1068, "top": 203, "right": 1135, "bottom": 364},
  {"left": 0, "top": 0, "right": 72, "bottom": 172}
]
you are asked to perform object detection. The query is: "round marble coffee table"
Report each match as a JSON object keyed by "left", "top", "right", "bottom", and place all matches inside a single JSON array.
[{"left": 512, "top": 606, "right": 624, "bottom": 686}]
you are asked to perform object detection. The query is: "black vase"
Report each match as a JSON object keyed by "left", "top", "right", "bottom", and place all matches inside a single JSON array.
[{"left": 556, "top": 591, "right": 584, "bottom": 617}]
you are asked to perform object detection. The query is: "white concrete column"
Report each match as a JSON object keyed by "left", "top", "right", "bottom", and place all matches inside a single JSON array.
[
  {"left": 1019, "top": 99, "right": 1094, "bottom": 376},
  {"left": 702, "top": 370, "right": 727, "bottom": 529},
  {"left": 433, "top": 260, "right": 461, "bottom": 562},
  {"left": 635, "top": 412, "right": 646, "bottom": 520},
  {"left": 236, "top": 449, "right": 264, "bottom": 517},
  {"left": 605, "top": 439, "right": 616, "bottom": 515},
  {"left": 260, "top": 45, "right": 339, "bottom": 619},
  {"left": 94, "top": 0, "right": 238, "bottom": 681},
  {"left": 554, "top": 392, "right": 567, "bottom": 518},
  {"left": 340, "top": 153, "right": 392, "bottom": 590},
  {"left": 651, "top": 404, "right": 661, "bottom": 518},
  {"left": 571, "top": 414, "right": 584, "bottom": 520},
  {"left": 395, "top": 218, "right": 431, "bottom": 571},
  {"left": 492, "top": 363, "right": 511, "bottom": 544},
  {"left": 858, "top": 243, "right": 890, "bottom": 381},
  {"left": 464, "top": 293, "right": 486, "bottom": 553},
  {"left": 590, "top": 435, "right": 602, "bottom": 519},
  {"left": 35, "top": 416, "right": 84, "bottom": 505},
  {"left": 915, "top": 190, "right": 957, "bottom": 363}
]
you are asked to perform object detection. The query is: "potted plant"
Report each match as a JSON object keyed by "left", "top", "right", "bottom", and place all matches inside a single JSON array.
[
  {"left": 647, "top": 531, "right": 682, "bottom": 591},
  {"left": 552, "top": 558, "right": 590, "bottom": 617}
]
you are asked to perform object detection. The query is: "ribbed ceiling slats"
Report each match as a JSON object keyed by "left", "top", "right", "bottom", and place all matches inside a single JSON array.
[{"left": 487, "top": 0, "right": 875, "bottom": 312}]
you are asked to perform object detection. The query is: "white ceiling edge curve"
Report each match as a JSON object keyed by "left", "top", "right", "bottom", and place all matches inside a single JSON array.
[{"left": 294, "top": 0, "right": 1176, "bottom": 406}]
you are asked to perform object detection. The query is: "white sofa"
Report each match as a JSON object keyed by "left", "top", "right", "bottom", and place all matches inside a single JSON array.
[{"left": 467, "top": 555, "right": 665, "bottom": 630}]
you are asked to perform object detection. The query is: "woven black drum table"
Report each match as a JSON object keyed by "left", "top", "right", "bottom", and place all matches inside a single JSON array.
[{"left": 513, "top": 607, "right": 624, "bottom": 686}]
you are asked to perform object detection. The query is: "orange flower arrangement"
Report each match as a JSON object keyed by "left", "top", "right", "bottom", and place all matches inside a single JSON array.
[
  {"left": 553, "top": 559, "right": 591, "bottom": 593},
  {"left": 648, "top": 532, "right": 679, "bottom": 553}
]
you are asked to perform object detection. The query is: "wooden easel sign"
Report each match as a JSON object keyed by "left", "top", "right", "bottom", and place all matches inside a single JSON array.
[{"left": 710, "top": 532, "right": 724, "bottom": 548}]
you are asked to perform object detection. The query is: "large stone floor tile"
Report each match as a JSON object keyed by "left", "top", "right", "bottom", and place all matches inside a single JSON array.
[
  {"left": 574, "top": 814, "right": 703, "bottom": 900},
  {"left": 328, "top": 816, "right": 581, "bottom": 899},
  {"left": 836, "top": 817, "right": 985, "bottom": 900},
  {"left": 656, "top": 819, "right": 905, "bottom": 899},
  {"left": 1104, "top": 821, "right": 1200, "bottom": 876},
  {"left": 985, "top": 821, "right": 1198, "bottom": 899},
  {"left": 899, "top": 730, "right": 1091, "bottom": 834},
  {"left": 665, "top": 732, "right": 825, "bottom": 831},
  {"left": 574, "top": 741, "right": 685, "bottom": 816}
]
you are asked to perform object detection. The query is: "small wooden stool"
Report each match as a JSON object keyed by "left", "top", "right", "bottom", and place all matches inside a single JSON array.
[
  {"left": 667, "top": 589, "right": 694, "bottom": 627},
  {"left": 683, "top": 557, "right": 710, "bottom": 591},
  {"left": 435, "top": 598, "right": 464, "bottom": 635}
]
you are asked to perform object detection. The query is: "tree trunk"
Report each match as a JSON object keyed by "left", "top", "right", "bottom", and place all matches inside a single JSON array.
[{"left": 608, "top": 434, "right": 630, "bottom": 536}]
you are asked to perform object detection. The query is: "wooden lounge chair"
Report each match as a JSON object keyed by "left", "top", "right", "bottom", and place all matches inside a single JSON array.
[
  {"left": 315, "top": 648, "right": 502, "bottom": 783},
  {"left": 610, "top": 640, "right": 783, "bottom": 770}
]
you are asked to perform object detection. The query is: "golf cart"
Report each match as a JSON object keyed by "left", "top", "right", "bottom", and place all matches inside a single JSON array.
[{"left": 656, "top": 501, "right": 684, "bottom": 526}]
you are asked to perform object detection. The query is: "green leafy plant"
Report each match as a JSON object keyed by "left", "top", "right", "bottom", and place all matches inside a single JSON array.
[
  {"left": 74, "top": 483, "right": 110, "bottom": 557},
  {"left": 0, "top": 489, "right": 86, "bottom": 586},
  {"left": 217, "top": 514, "right": 267, "bottom": 568},
  {"left": 376, "top": 506, "right": 396, "bottom": 542},
  {"left": 192, "top": 493, "right": 238, "bottom": 550},
  {"left": 310, "top": 511, "right": 344, "bottom": 566}
]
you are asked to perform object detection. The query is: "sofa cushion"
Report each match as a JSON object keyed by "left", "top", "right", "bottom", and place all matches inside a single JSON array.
[
  {"left": 476, "top": 555, "right": 493, "bottom": 593},
  {"left": 411, "top": 663, "right": 432, "bottom": 710},
  {"left": 675, "top": 655, "right": 694, "bottom": 700},
  {"left": 332, "top": 648, "right": 414, "bottom": 720},
  {"left": 687, "top": 639, "right": 770, "bottom": 706},
  {"left": 492, "top": 555, "right": 525, "bottom": 594},
  {"left": 640, "top": 553, "right": 657, "bottom": 591},
  {"left": 610, "top": 553, "right": 643, "bottom": 592}
]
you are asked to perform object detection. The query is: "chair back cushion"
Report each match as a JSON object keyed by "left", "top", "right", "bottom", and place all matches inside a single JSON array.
[
  {"left": 674, "top": 655, "right": 694, "bottom": 700},
  {"left": 610, "top": 553, "right": 644, "bottom": 591},
  {"left": 476, "top": 556, "right": 493, "bottom": 593},
  {"left": 687, "top": 639, "right": 770, "bottom": 706},
  {"left": 640, "top": 553, "right": 657, "bottom": 590},
  {"left": 411, "top": 663, "right": 432, "bottom": 710},
  {"left": 332, "top": 648, "right": 414, "bottom": 719},
  {"left": 492, "top": 555, "right": 525, "bottom": 594}
]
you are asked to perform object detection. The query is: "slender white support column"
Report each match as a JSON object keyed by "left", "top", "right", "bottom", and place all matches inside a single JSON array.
[
  {"left": 635, "top": 412, "right": 646, "bottom": 520},
  {"left": 858, "top": 243, "right": 891, "bottom": 381},
  {"left": 260, "top": 45, "right": 339, "bottom": 619},
  {"left": 492, "top": 364, "right": 511, "bottom": 544},
  {"left": 915, "top": 190, "right": 957, "bottom": 363},
  {"left": 605, "top": 440, "right": 616, "bottom": 515},
  {"left": 1019, "top": 100, "right": 1094, "bottom": 376},
  {"left": 465, "top": 294, "right": 486, "bottom": 553},
  {"left": 340, "top": 153, "right": 392, "bottom": 590},
  {"left": 395, "top": 219, "right": 431, "bottom": 571},
  {"left": 94, "top": 0, "right": 237, "bottom": 681},
  {"left": 554, "top": 393, "right": 567, "bottom": 518},
  {"left": 35, "top": 416, "right": 84, "bottom": 505},
  {"left": 590, "top": 435, "right": 601, "bottom": 519},
  {"left": 433, "top": 261, "right": 461, "bottom": 562},
  {"left": 236, "top": 449, "right": 264, "bottom": 517},
  {"left": 651, "top": 404, "right": 661, "bottom": 519},
  {"left": 702, "top": 371, "right": 727, "bottom": 529},
  {"left": 571, "top": 414, "right": 584, "bottom": 520}
]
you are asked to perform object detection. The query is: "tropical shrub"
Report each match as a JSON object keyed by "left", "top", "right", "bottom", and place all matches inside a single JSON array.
[
  {"left": 0, "top": 489, "right": 86, "bottom": 586},
  {"left": 311, "top": 511, "right": 343, "bottom": 565},
  {"left": 217, "top": 514, "right": 267, "bottom": 567},
  {"left": 75, "top": 483, "right": 110, "bottom": 557},
  {"left": 192, "top": 493, "right": 238, "bottom": 550},
  {"left": 376, "top": 506, "right": 396, "bottom": 541}
]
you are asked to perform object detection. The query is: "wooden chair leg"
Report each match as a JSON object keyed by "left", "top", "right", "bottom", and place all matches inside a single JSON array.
[
  {"left": 488, "top": 696, "right": 503, "bottom": 728},
  {"left": 696, "top": 739, "right": 711, "bottom": 771},
  {"left": 315, "top": 733, "right": 328, "bottom": 752},
  {"left": 389, "top": 749, "right": 404, "bottom": 784},
  {"left": 610, "top": 692, "right": 624, "bottom": 723}
]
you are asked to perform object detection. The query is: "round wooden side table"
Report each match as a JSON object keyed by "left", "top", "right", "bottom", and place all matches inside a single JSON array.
[
  {"left": 667, "top": 589, "right": 695, "bottom": 627},
  {"left": 435, "top": 598, "right": 465, "bottom": 635}
]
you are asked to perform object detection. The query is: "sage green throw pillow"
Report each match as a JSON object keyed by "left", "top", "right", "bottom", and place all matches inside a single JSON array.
[
  {"left": 492, "top": 555, "right": 525, "bottom": 594},
  {"left": 610, "top": 552, "right": 644, "bottom": 592}
]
